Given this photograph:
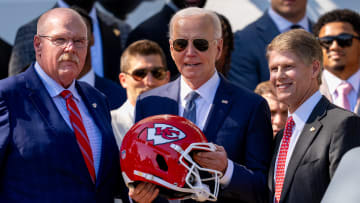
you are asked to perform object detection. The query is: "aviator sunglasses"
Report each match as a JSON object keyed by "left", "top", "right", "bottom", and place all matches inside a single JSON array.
[
  {"left": 125, "top": 67, "right": 167, "bottom": 81},
  {"left": 317, "top": 33, "right": 360, "bottom": 49},
  {"left": 172, "top": 39, "right": 216, "bottom": 52}
]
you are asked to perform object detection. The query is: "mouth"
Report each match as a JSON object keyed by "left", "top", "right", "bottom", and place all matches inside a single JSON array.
[
  {"left": 184, "top": 62, "right": 201, "bottom": 67},
  {"left": 328, "top": 51, "right": 345, "bottom": 60},
  {"left": 276, "top": 82, "right": 292, "bottom": 90}
]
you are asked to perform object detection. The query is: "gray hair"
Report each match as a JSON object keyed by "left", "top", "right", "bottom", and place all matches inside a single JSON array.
[{"left": 169, "top": 7, "right": 222, "bottom": 39}]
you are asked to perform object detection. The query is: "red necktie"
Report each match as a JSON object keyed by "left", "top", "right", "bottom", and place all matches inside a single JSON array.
[
  {"left": 60, "top": 90, "right": 96, "bottom": 183},
  {"left": 274, "top": 116, "right": 295, "bottom": 202}
]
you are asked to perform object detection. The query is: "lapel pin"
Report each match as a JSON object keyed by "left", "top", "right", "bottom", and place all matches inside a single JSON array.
[
  {"left": 310, "top": 127, "right": 315, "bottom": 132},
  {"left": 221, "top": 100, "right": 228, "bottom": 104},
  {"left": 92, "top": 103, "right": 97, "bottom": 108},
  {"left": 113, "top": 28, "right": 121, "bottom": 37}
]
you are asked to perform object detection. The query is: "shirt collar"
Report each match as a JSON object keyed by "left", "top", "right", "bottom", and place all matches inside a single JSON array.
[
  {"left": 78, "top": 69, "right": 95, "bottom": 87},
  {"left": 180, "top": 71, "right": 220, "bottom": 103},
  {"left": 290, "top": 91, "right": 322, "bottom": 129},
  {"left": 34, "top": 62, "right": 80, "bottom": 101},
  {"left": 166, "top": 0, "right": 179, "bottom": 12},
  {"left": 268, "top": 7, "right": 309, "bottom": 33},
  {"left": 324, "top": 69, "right": 360, "bottom": 95},
  {"left": 57, "top": 0, "right": 97, "bottom": 24}
]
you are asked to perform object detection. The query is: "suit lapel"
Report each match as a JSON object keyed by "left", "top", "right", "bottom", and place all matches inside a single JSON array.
[
  {"left": 280, "top": 97, "right": 329, "bottom": 202},
  {"left": 268, "top": 130, "right": 284, "bottom": 198},
  {"left": 354, "top": 85, "right": 360, "bottom": 115},
  {"left": 25, "top": 65, "right": 72, "bottom": 136},
  {"left": 256, "top": 12, "right": 280, "bottom": 46},
  {"left": 202, "top": 75, "right": 234, "bottom": 142}
]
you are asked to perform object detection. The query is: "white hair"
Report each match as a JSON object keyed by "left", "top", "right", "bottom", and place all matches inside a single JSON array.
[{"left": 168, "top": 7, "right": 222, "bottom": 39}]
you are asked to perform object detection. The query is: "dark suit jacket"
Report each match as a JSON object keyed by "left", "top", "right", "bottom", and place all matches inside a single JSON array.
[
  {"left": 228, "top": 12, "right": 313, "bottom": 90},
  {"left": 9, "top": 4, "right": 122, "bottom": 82},
  {"left": 0, "top": 64, "right": 129, "bottom": 202},
  {"left": 0, "top": 38, "right": 12, "bottom": 79},
  {"left": 126, "top": 5, "right": 179, "bottom": 81},
  {"left": 135, "top": 74, "right": 273, "bottom": 203},
  {"left": 268, "top": 96, "right": 360, "bottom": 203},
  {"left": 94, "top": 74, "right": 126, "bottom": 110}
]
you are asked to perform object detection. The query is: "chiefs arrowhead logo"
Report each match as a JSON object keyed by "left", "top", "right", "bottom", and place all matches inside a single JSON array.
[{"left": 147, "top": 123, "right": 186, "bottom": 145}]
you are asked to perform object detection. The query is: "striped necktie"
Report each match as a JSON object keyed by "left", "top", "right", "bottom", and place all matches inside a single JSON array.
[
  {"left": 60, "top": 90, "right": 96, "bottom": 183},
  {"left": 183, "top": 91, "right": 199, "bottom": 124}
]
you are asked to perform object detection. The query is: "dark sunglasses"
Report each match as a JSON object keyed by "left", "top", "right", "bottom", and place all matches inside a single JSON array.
[
  {"left": 125, "top": 67, "right": 167, "bottom": 81},
  {"left": 172, "top": 39, "right": 215, "bottom": 52},
  {"left": 317, "top": 33, "right": 360, "bottom": 49}
]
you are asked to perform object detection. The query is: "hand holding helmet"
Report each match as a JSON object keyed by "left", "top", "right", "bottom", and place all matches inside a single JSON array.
[{"left": 120, "top": 114, "right": 223, "bottom": 202}]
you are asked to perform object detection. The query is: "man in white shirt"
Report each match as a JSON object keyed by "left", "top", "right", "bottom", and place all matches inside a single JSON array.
[
  {"left": 133, "top": 7, "right": 273, "bottom": 203},
  {"left": 267, "top": 29, "right": 360, "bottom": 203},
  {"left": 229, "top": 0, "right": 313, "bottom": 90},
  {"left": 111, "top": 40, "right": 170, "bottom": 148},
  {"left": 313, "top": 9, "right": 360, "bottom": 115}
]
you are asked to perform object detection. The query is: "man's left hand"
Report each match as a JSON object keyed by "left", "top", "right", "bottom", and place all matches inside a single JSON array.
[{"left": 193, "top": 144, "right": 228, "bottom": 174}]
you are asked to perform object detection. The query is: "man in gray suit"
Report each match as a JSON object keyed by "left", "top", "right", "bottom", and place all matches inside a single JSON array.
[
  {"left": 229, "top": 0, "right": 312, "bottom": 90},
  {"left": 313, "top": 9, "right": 360, "bottom": 114},
  {"left": 267, "top": 29, "right": 360, "bottom": 203}
]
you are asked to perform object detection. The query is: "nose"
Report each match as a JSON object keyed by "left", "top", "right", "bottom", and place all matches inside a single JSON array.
[
  {"left": 328, "top": 39, "right": 341, "bottom": 50},
  {"left": 185, "top": 41, "right": 197, "bottom": 56},
  {"left": 143, "top": 71, "right": 156, "bottom": 87},
  {"left": 63, "top": 40, "right": 76, "bottom": 51}
]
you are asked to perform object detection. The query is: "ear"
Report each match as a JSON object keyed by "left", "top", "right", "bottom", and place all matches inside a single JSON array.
[
  {"left": 165, "top": 71, "right": 170, "bottom": 83},
  {"left": 119, "top": 73, "right": 128, "bottom": 89},
  {"left": 311, "top": 60, "right": 321, "bottom": 79},
  {"left": 88, "top": 33, "right": 95, "bottom": 47},
  {"left": 33, "top": 35, "right": 42, "bottom": 57},
  {"left": 215, "top": 38, "right": 223, "bottom": 61},
  {"left": 169, "top": 39, "right": 176, "bottom": 61}
]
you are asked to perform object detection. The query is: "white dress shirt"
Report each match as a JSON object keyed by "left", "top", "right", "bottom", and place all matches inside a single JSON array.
[
  {"left": 323, "top": 69, "right": 360, "bottom": 112},
  {"left": 111, "top": 100, "right": 134, "bottom": 149},
  {"left": 274, "top": 91, "right": 322, "bottom": 179},
  {"left": 179, "top": 72, "right": 234, "bottom": 187},
  {"left": 268, "top": 7, "right": 310, "bottom": 33},
  {"left": 34, "top": 62, "right": 102, "bottom": 176},
  {"left": 57, "top": 0, "right": 104, "bottom": 77}
]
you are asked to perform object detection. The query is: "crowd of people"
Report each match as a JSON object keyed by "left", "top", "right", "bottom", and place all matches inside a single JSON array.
[{"left": 0, "top": 0, "right": 360, "bottom": 202}]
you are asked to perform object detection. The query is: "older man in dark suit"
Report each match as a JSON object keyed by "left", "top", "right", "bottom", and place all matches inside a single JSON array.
[
  {"left": 9, "top": 0, "right": 125, "bottom": 82},
  {"left": 0, "top": 8, "right": 128, "bottom": 202},
  {"left": 267, "top": 29, "right": 360, "bottom": 203},
  {"left": 229, "top": 0, "right": 312, "bottom": 90},
  {"left": 133, "top": 7, "right": 273, "bottom": 203},
  {"left": 126, "top": 0, "right": 207, "bottom": 81}
]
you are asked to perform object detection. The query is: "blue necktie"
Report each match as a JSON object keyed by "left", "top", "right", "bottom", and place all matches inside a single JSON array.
[
  {"left": 290, "top": 24, "right": 303, "bottom": 30},
  {"left": 183, "top": 91, "right": 199, "bottom": 124}
]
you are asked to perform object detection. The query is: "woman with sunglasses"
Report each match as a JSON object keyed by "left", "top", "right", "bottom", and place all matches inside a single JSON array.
[{"left": 314, "top": 9, "right": 360, "bottom": 114}]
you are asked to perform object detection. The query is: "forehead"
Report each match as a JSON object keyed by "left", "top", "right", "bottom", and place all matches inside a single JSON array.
[
  {"left": 128, "top": 54, "right": 164, "bottom": 70},
  {"left": 43, "top": 14, "right": 87, "bottom": 37},
  {"left": 319, "top": 21, "right": 356, "bottom": 36},
  {"left": 172, "top": 15, "right": 214, "bottom": 39},
  {"left": 268, "top": 50, "right": 301, "bottom": 66}
]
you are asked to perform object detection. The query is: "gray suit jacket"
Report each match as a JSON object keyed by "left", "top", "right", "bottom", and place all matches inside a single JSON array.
[
  {"left": 268, "top": 96, "right": 360, "bottom": 203},
  {"left": 320, "top": 74, "right": 360, "bottom": 115}
]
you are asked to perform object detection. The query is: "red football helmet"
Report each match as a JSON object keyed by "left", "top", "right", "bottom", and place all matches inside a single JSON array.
[{"left": 120, "top": 114, "right": 222, "bottom": 202}]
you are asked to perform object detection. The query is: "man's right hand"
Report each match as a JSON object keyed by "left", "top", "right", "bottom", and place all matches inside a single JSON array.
[{"left": 129, "top": 182, "right": 159, "bottom": 203}]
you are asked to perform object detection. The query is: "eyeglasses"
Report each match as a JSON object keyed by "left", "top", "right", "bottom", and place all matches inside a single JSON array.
[
  {"left": 38, "top": 35, "right": 88, "bottom": 48},
  {"left": 124, "top": 67, "right": 168, "bottom": 81},
  {"left": 317, "top": 33, "right": 360, "bottom": 49},
  {"left": 172, "top": 39, "right": 216, "bottom": 52}
]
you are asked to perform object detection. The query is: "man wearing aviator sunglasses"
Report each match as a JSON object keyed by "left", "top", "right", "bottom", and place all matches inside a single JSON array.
[
  {"left": 132, "top": 7, "right": 273, "bottom": 203},
  {"left": 111, "top": 40, "right": 170, "bottom": 148},
  {"left": 314, "top": 9, "right": 360, "bottom": 114}
]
